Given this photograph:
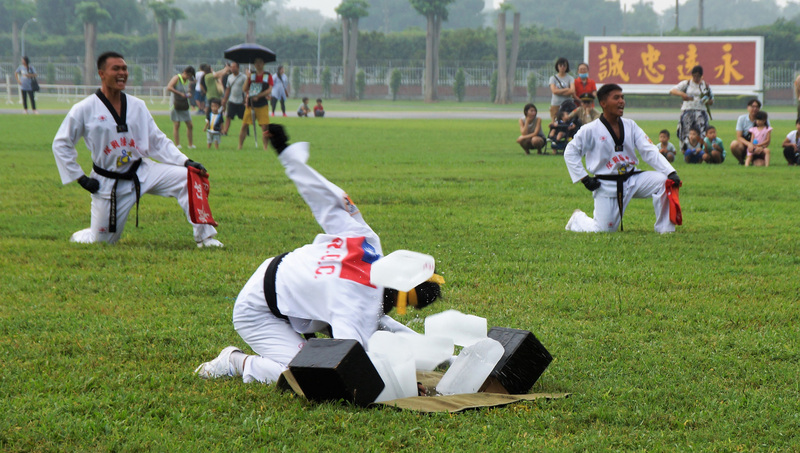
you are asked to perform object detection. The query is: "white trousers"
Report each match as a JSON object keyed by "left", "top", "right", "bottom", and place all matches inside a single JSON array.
[
  {"left": 566, "top": 171, "right": 674, "bottom": 234},
  {"left": 70, "top": 159, "right": 218, "bottom": 244},
  {"left": 232, "top": 258, "right": 307, "bottom": 384}
]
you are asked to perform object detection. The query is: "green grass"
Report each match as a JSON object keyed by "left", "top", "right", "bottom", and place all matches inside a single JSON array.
[
  {"left": 2, "top": 113, "right": 800, "bottom": 451},
  {"left": 12, "top": 93, "right": 800, "bottom": 115}
]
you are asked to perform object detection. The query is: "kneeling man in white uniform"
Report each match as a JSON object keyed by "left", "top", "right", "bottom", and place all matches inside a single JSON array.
[
  {"left": 52, "top": 51, "right": 222, "bottom": 247},
  {"left": 564, "top": 83, "right": 681, "bottom": 234},
  {"left": 195, "top": 124, "right": 443, "bottom": 384}
]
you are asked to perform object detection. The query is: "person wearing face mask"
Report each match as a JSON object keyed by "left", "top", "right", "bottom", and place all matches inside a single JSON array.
[{"left": 573, "top": 63, "right": 597, "bottom": 106}]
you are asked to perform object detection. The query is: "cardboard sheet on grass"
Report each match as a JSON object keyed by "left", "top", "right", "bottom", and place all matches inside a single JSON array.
[{"left": 278, "top": 370, "right": 569, "bottom": 413}]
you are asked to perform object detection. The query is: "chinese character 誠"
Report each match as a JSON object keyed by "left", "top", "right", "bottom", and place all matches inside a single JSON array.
[
  {"left": 637, "top": 44, "right": 666, "bottom": 83},
  {"left": 714, "top": 43, "right": 744, "bottom": 85},
  {"left": 598, "top": 45, "right": 630, "bottom": 82},
  {"left": 677, "top": 44, "right": 699, "bottom": 80}
]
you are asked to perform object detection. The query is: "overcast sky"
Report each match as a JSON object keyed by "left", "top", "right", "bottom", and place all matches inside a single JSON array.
[{"left": 284, "top": 0, "right": 792, "bottom": 18}]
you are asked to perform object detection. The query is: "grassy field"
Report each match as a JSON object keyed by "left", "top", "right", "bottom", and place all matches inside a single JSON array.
[
  {"left": 8, "top": 93, "right": 800, "bottom": 115},
  {"left": 2, "top": 112, "right": 800, "bottom": 451}
]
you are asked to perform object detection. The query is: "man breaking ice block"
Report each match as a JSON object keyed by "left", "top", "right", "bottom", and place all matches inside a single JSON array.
[
  {"left": 195, "top": 124, "right": 444, "bottom": 384},
  {"left": 564, "top": 83, "right": 682, "bottom": 234}
]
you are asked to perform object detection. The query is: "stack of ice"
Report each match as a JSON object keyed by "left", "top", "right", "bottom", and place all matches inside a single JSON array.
[{"left": 368, "top": 309, "right": 506, "bottom": 400}]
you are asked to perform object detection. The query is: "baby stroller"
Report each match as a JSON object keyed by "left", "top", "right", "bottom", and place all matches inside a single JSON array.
[{"left": 547, "top": 99, "right": 579, "bottom": 153}]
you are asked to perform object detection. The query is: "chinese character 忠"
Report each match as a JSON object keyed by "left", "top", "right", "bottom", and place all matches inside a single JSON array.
[
  {"left": 637, "top": 44, "right": 666, "bottom": 83},
  {"left": 598, "top": 45, "right": 630, "bottom": 82}
]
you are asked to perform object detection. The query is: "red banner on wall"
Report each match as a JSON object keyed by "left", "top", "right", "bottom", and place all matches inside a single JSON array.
[{"left": 584, "top": 37, "right": 763, "bottom": 95}]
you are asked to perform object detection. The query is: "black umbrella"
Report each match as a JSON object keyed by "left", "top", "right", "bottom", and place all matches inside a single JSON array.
[{"left": 223, "top": 43, "right": 277, "bottom": 64}]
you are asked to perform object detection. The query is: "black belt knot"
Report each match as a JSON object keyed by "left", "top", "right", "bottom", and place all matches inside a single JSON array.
[
  {"left": 594, "top": 170, "right": 642, "bottom": 232},
  {"left": 92, "top": 159, "right": 142, "bottom": 233}
]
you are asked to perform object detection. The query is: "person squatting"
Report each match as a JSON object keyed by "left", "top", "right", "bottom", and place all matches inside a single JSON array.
[
  {"left": 52, "top": 51, "right": 223, "bottom": 247},
  {"left": 564, "top": 83, "right": 682, "bottom": 234},
  {"left": 194, "top": 124, "right": 444, "bottom": 384}
]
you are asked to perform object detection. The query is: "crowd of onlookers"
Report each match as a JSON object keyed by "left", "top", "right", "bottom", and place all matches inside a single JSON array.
[
  {"left": 516, "top": 56, "right": 800, "bottom": 167},
  {"left": 165, "top": 61, "right": 327, "bottom": 150}
]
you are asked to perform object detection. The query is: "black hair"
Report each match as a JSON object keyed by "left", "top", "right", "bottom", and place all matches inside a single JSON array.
[
  {"left": 747, "top": 98, "right": 762, "bottom": 108},
  {"left": 689, "top": 126, "right": 701, "bottom": 135},
  {"left": 316, "top": 98, "right": 323, "bottom": 103},
  {"left": 706, "top": 125, "right": 716, "bottom": 132},
  {"left": 597, "top": 83, "right": 622, "bottom": 102},
  {"left": 523, "top": 103, "right": 537, "bottom": 116},
  {"left": 795, "top": 118, "right": 800, "bottom": 125},
  {"left": 754, "top": 110, "right": 768, "bottom": 121},
  {"left": 22, "top": 56, "right": 30, "bottom": 66},
  {"left": 183, "top": 66, "right": 196, "bottom": 78},
  {"left": 97, "top": 51, "right": 124, "bottom": 70},
  {"left": 208, "top": 97, "right": 221, "bottom": 106},
  {"left": 691, "top": 65, "right": 703, "bottom": 76},
  {"left": 659, "top": 129, "right": 670, "bottom": 137},
  {"left": 555, "top": 57, "right": 570, "bottom": 73},
  {"left": 302, "top": 97, "right": 309, "bottom": 102}
]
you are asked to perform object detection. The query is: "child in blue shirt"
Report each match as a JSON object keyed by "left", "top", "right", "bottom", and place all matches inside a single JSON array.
[{"left": 702, "top": 125, "right": 725, "bottom": 164}]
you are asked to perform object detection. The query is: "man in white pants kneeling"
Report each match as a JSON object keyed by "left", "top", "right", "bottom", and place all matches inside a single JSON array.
[
  {"left": 564, "top": 83, "right": 682, "bottom": 234},
  {"left": 195, "top": 124, "right": 443, "bottom": 384}
]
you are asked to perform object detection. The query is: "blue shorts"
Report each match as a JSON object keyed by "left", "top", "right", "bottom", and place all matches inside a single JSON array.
[
  {"left": 194, "top": 90, "right": 206, "bottom": 103},
  {"left": 685, "top": 149, "right": 705, "bottom": 163}
]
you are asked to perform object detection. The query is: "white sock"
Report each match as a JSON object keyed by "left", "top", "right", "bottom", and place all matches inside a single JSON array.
[{"left": 230, "top": 351, "right": 248, "bottom": 376}]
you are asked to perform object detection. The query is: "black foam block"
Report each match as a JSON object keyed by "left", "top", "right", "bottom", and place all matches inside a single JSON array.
[
  {"left": 487, "top": 327, "right": 553, "bottom": 394},
  {"left": 288, "top": 338, "right": 384, "bottom": 406}
]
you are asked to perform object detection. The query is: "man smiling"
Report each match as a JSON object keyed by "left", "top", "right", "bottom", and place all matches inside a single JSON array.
[
  {"left": 52, "top": 51, "right": 222, "bottom": 247},
  {"left": 563, "top": 83, "right": 682, "bottom": 234}
]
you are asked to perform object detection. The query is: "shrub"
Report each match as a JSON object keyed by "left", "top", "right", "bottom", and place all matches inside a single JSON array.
[
  {"left": 454, "top": 68, "right": 465, "bottom": 102},
  {"left": 527, "top": 71, "right": 537, "bottom": 103},
  {"left": 490, "top": 70, "right": 498, "bottom": 102},
  {"left": 390, "top": 69, "right": 401, "bottom": 101},
  {"left": 321, "top": 67, "right": 331, "bottom": 99},
  {"left": 291, "top": 66, "right": 301, "bottom": 98},
  {"left": 356, "top": 70, "right": 366, "bottom": 100}
]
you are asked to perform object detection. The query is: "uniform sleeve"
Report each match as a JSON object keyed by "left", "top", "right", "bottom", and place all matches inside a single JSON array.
[
  {"left": 633, "top": 122, "right": 676, "bottom": 175},
  {"left": 144, "top": 108, "right": 189, "bottom": 166},
  {"left": 564, "top": 125, "right": 590, "bottom": 183},
  {"left": 378, "top": 315, "right": 416, "bottom": 335},
  {"left": 52, "top": 106, "right": 87, "bottom": 184},
  {"left": 279, "top": 142, "right": 375, "bottom": 237}
]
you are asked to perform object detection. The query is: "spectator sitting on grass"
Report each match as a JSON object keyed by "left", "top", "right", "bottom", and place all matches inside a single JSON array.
[
  {"left": 781, "top": 118, "right": 800, "bottom": 166},
  {"left": 657, "top": 129, "right": 676, "bottom": 163},
  {"left": 297, "top": 97, "right": 311, "bottom": 117},
  {"left": 683, "top": 127, "right": 706, "bottom": 164},
  {"left": 314, "top": 98, "right": 325, "bottom": 117},
  {"left": 703, "top": 125, "right": 725, "bottom": 164},
  {"left": 745, "top": 111, "right": 772, "bottom": 167}
]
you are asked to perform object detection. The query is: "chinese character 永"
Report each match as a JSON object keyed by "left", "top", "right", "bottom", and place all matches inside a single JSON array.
[{"left": 714, "top": 43, "right": 744, "bottom": 84}]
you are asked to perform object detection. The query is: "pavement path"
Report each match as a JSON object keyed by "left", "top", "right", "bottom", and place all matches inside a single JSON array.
[{"left": 2, "top": 108, "right": 797, "bottom": 122}]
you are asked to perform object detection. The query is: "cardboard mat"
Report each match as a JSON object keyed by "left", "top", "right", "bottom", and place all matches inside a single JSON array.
[{"left": 277, "top": 370, "right": 569, "bottom": 413}]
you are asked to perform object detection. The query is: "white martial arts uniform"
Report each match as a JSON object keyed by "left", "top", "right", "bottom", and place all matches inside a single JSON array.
[
  {"left": 564, "top": 116, "right": 677, "bottom": 233},
  {"left": 232, "top": 142, "right": 414, "bottom": 383},
  {"left": 53, "top": 91, "right": 218, "bottom": 244}
]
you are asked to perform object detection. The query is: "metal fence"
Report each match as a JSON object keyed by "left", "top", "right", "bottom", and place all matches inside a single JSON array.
[{"left": 3, "top": 58, "right": 800, "bottom": 102}]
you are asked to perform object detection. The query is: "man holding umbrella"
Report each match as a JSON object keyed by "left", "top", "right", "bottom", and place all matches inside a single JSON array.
[
  {"left": 224, "top": 44, "right": 277, "bottom": 149},
  {"left": 238, "top": 56, "right": 272, "bottom": 150}
]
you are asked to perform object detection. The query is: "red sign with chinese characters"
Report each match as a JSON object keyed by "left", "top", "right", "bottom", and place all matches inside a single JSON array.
[{"left": 584, "top": 37, "right": 763, "bottom": 94}]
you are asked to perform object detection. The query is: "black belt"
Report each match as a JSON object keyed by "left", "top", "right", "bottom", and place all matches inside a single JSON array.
[
  {"left": 263, "top": 252, "right": 290, "bottom": 320},
  {"left": 92, "top": 159, "right": 142, "bottom": 233},
  {"left": 595, "top": 170, "right": 641, "bottom": 232}
]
